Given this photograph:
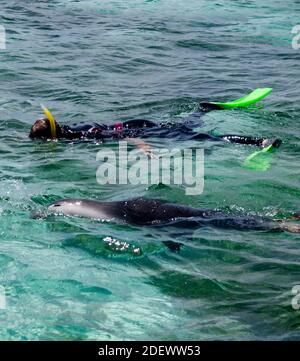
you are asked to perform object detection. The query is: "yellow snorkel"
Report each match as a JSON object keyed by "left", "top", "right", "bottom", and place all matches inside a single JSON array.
[{"left": 40, "top": 104, "right": 57, "bottom": 139}]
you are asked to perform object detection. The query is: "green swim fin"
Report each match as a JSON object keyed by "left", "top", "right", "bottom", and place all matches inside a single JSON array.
[
  {"left": 210, "top": 88, "right": 273, "bottom": 109},
  {"left": 244, "top": 144, "right": 274, "bottom": 171}
]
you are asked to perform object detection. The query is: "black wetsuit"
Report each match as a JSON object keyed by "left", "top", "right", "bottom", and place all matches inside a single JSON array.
[{"left": 61, "top": 105, "right": 277, "bottom": 147}]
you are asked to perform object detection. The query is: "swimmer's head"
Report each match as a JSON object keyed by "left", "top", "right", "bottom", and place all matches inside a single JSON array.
[{"left": 29, "top": 118, "right": 61, "bottom": 139}]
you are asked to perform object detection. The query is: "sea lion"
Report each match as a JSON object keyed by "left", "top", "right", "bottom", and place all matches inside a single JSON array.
[
  {"left": 48, "top": 197, "right": 300, "bottom": 233},
  {"left": 48, "top": 197, "right": 212, "bottom": 225}
]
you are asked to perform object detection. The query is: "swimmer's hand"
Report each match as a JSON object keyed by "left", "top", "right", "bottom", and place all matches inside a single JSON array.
[
  {"left": 279, "top": 222, "right": 300, "bottom": 233},
  {"left": 125, "top": 138, "right": 154, "bottom": 158}
]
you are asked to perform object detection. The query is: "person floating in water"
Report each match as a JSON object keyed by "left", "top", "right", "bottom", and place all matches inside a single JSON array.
[{"left": 29, "top": 88, "right": 282, "bottom": 150}]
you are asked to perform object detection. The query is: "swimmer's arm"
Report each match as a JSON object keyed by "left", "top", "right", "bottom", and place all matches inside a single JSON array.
[{"left": 125, "top": 137, "right": 153, "bottom": 157}]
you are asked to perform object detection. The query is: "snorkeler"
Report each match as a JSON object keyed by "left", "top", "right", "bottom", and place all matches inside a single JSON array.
[{"left": 29, "top": 88, "right": 282, "bottom": 150}]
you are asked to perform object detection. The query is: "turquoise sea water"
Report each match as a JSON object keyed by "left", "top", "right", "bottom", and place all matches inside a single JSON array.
[{"left": 1, "top": 0, "right": 300, "bottom": 340}]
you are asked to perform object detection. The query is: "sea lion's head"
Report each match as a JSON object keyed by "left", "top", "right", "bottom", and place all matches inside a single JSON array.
[
  {"left": 48, "top": 199, "right": 111, "bottom": 220},
  {"left": 48, "top": 199, "right": 83, "bottom": 216}
]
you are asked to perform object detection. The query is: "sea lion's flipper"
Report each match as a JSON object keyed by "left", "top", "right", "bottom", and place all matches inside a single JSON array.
[{"left": 163, "top": 240, "right": 183, "bottom": 252}]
